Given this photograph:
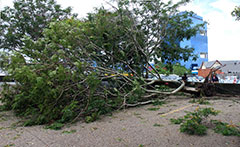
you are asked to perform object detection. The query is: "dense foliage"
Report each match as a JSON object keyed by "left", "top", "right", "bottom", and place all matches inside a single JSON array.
[
  {"left": 0, "top": 18, "right": 145, "bottom": 126},
  {"left": 0, "top": 0, "right": 75, "bottom": 51},
  {"left": 0, "top": 0, "right": 205, "bottom": 127}
]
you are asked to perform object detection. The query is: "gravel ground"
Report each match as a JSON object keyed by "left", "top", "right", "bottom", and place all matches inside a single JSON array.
[{"left": 0, "top": 96, "right": 240, "bottom": 147}]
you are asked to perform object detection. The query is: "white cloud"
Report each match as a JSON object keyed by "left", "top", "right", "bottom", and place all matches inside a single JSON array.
[
  {"left": 57, "top": 0, "right": 107, "bottom": 18},
  {"left": 206, "top": 0, "right": 240, "bottom": 60},
  {"left": 180, "top": 0, "right": 240, "bottom": 61},
  {"left": 210, "top": 0, "right": 237, "bottom": 14},
  {"left": 178, "top": 1, "right": 204, "bottom": 16},
  {"left": 1, "top": 0, "right": 13, "bottom": 10}
]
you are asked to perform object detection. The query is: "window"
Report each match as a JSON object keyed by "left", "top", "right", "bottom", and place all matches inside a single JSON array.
[{"left": 200, "top": 52, "right": 207, "bottom": 58}]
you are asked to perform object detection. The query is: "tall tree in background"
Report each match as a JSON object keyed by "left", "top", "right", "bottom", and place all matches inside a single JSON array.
[
  {"left": 114, "top": 0, "right": 204, "bottom": 75},
  {"left": 77, "top": 0, "right": 204, "bottom": 78},
  {"left": 232, "top": 6, "right": 240, "bottom": 20},
  {"left": 0, "top": 0, "right": 76, "bottom": 51}
]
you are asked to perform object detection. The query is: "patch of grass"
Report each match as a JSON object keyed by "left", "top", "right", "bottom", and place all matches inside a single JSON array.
[
  {"left": 211, "top": 120, "right": 240, "bottom": 136},
  {"left": 62, "top": 129, "right": 77, "bottom": 134},
  {"left": 45, "top": 122, "right": 64, "bottom": 130},
  {"left": 153, "top": 123, "right": 163, "bottom": 127},
  {"left": 189, "top": 99, "right": 210, "bottom": 105},
  {"left": 153, "top": 100, "right": 166, "bottom": 106},
  {"left": 139, "top": 144, "right": 144, "bottom": 147},
  {"left": 147, "top": 107, "right": 160, "bottom": 111},
  {"left": 170, "top": 118, "right": 184, "bottom": 124},
  {"left": 116, "top": 138, "right": 122, "bottom": 142},
  {"left": 4, "top": 144, "right": 15, "bottom": 147}
]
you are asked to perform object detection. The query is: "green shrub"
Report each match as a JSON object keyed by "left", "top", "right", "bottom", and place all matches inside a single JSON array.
[
  {"left": 189, "top": 99, "right": 210, "bottom": 105},
  {"left": 170, "top": 107, "right": 219, "bottom": 135},
  {"left": 180, "top": 120, "right": 207, "bottom": 135},
  {"left": 170, "top": 118, "right": 184, "bottom": 124},
  {"left": 147, "top": 107, "right": 160, "bottom": 111},
  {"left": 211, "top": 120, "right": 240, "bottom": 136}
]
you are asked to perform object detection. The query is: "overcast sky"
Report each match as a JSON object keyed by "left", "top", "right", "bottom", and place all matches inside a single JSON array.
[{"left": 1, "top": 0, "right": 240, "bottom": 61}]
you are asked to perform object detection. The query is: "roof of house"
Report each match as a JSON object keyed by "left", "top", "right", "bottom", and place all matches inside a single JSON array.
[
  {"left": 201, "top": 60, "right": 240, "bottom": 73},
  {"left": 202, "top": 60, "right": 220, "bottom": 68}
]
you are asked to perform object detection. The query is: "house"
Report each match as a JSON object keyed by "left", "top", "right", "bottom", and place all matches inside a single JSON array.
[{"left": 198, "top": 60, "right": 240, "bottom": 78}]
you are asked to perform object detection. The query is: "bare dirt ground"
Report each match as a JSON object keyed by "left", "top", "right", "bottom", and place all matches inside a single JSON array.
[{"left": 0, "top": 96, "right": 240, "bottom": 147}]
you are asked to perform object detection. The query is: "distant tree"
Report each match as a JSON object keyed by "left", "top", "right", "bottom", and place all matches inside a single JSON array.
[
  {"left": 155, "top": 63, "right": 190, "bottom": 75},
  {"left": 172, "top": 64, "right": 191, "bottom": 76},
  {"left": 232, "top": 6, "right": 240, "bottom": 20},
  {"left": 0, "top": 0, "right": 76, "bottom": 51},
  {"left": 114, "top": 0, "right": 204, "bottom": 77}
]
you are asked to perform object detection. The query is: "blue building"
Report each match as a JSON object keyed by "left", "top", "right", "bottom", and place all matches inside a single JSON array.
[{"left": 179, "top": 14, "right": 208, "bottom": 70}]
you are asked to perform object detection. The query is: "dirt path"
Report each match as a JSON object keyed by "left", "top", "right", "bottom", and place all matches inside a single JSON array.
[{"left": 1, "top": 96, "right": 240, "bottom": 147}]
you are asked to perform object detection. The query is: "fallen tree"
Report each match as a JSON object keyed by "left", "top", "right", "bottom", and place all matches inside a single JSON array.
[{"left": 0, "top": 0, "right": 205, "bottom": 127}]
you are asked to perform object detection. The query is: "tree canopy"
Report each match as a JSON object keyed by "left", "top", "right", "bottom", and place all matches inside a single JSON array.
[
  {"left": 0, "top": 0, "right": 205, "bottom": 127},
  {"left": 0, "top": 0, "right": 76, "bottom": 51}
]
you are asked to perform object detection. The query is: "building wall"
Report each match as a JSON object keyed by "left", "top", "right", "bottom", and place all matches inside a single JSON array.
[
  {"left": 200, "top": 60, "right": 240, "bottom": 78},
  {"left": 198, "top": 69, "right": 222, "bottom": 78},
  {"left": 179, "top": 15, "right": 208, "bottom": 69}
]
